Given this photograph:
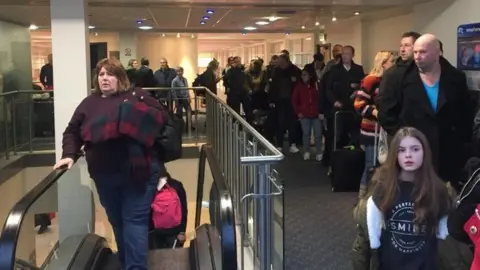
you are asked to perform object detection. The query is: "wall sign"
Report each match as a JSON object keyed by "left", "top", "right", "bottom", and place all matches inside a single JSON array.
[
  {"left": 124, "top": 48, "right": 132, "bottom": 57},
  {"left": 457, "top": 23, "right": 480, "bottom": 90}
]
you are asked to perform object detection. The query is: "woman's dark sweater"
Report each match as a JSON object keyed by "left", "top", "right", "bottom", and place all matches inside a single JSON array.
[{"left": 62, "top": 88, "right": 163, "bottom": 176}]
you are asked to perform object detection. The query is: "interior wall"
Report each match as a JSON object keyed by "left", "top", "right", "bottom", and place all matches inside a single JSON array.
[
  {"left": 361, "top": 13, "right": 413, "bottom": 72},
  {"left": 413, "top": 0, "right": 480, "bottom": 65},
  {"left": 136, "top": 34, "right": 198, "bottom": 84},
  {"left": 325, "top": 19, "right": 363, "bottom": 65},
  {"left": 89, "top": 32, "right": 119, "bottom": 55}
]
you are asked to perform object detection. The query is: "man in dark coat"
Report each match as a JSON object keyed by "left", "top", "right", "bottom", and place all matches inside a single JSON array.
[{"left": 378, "top": 34, "right": 474, "bottom": 187}]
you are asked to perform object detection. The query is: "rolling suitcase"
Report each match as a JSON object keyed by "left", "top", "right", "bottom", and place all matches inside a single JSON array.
[{"left": 330, "top": 111, "right": 365, "bottom": 192}]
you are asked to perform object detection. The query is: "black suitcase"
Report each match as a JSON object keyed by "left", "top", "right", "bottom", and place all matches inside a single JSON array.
[{"left": 330, "top": 111, "right": 365, "bottom": 192}]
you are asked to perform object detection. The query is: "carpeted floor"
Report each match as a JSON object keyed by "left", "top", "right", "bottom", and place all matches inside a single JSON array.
[{"left": 280, "top": 153, "right": 358, "bottom": 270}]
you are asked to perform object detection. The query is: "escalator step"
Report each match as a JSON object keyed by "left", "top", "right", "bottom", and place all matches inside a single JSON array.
[{"left": 148, "top": 248, "right": 191, "bottom": 270}]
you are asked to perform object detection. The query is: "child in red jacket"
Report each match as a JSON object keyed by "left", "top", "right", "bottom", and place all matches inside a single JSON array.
[{"left": 292, "top": 69, "right": 324, "bottom": 161}]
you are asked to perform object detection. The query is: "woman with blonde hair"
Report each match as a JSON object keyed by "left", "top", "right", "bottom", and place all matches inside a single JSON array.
[{"left": 354, "top": 51, "right": 395, "bottom": 198}]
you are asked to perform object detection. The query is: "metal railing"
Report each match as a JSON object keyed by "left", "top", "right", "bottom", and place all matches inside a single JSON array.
[
  {"left": 0, "top": 87, "right": 208, "bottom": 160},
  {"left": 204, "top": 87, "right": 285, "bottom": 270}
]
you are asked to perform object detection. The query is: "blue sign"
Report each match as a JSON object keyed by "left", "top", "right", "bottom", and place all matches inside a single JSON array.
[
  {"left": 457, "top": 23, "right": 480, "bottom": 70},
  {"left": 458, "top": 23, "right": 480, "bottom": 90}
]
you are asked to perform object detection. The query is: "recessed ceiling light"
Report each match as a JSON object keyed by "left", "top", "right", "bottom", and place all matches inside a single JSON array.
[
  {"left": 269, "top": 16, "right": 278, "bottom": 22},
  {"left": 29, "top": 24, "right": 38, "bottom": 30},
  {"left": 244, "top": 26, "right": 256, "bottom": 31},
  {"left": 177, "top": 33, "right": 180, "bottom": 38},
  {"left": 315, "top": 21, "right": 320, "bottom": 26},
  {"left": 191, "top": 34, "right": 195, "bottom": 38},
  {"left": 136, "top": 20, "right": 143, "bottom": 24},
  {"left": 206, "top": 9, "right": 214, "bottom": 14},
  {"left": 162, "top": 33, "right": 165, "bottom": 37},
  {"left": 139, "top": 25, "right": 152, "bottom": 30},
  {"left": 255, "top": 21, "right": 269, "bottom": 25},
  {"left": 301, "top": 25, "right": 305, "bottom": 29},
  {"left": 285, "top": 32, "right": 290, "bottom": 36},
  {"left": 94, "top": 32, "right": 98, "bottom": 36},
  {"left": 354, "top": 12, "right": 360, "bottom": 15},
  {"left": 200, "top": 21, "right": 206, "bottom": 25},
  {"left": 88, "top": 25, "right": 95, "bottom": 29},
  {"left": 305, "top": 37, "right": 312, "bottom": 40},
  {"left": 332, "top": 16, "right": 337, "bottom": 22},
  {"left": 202, "top": 16, "right": 210, "bottom": 20},
  {"left": 242, "top": 32, "right": 246, "bottom": 35}
]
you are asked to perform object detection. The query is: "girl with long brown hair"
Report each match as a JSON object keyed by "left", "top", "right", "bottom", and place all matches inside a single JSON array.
[{"left": 366, "top": 127, "right": 451, "bottom": 269}]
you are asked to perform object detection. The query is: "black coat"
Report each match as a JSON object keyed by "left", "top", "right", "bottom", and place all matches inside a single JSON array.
[{"left": 378, "top": 57, "right": 474, "bottom": 182}]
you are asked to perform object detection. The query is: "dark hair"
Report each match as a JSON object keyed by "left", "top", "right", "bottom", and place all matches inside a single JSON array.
[
  {"left": 301, "top": 68, "right": 316, "bottom": 86},
  {"left": 271, "top": 55, "right": 279, "bottom": 60},
  {"left": 439, "top": 40, "right": 444, "bottom": 53},
  {"left": 372, "top": 127, "right": 451, "bottom": 229},
  {"left": 93, "top": 58, "right": 130, "bottom": 94},
  {"left": 280, "top": 49, "right": 290, "bottom": 55},
  {"left": 401, "top": 31, "right": 422, "bottom": 42},
  {"left": 313, "top": 53, "right": 324, "bottom": 62},
  {"left": 279, "top": 53, "right": 289, "bottom": 62},
  {"left": 140, "top": 57, "right": 149, "bottom": 66},
  {"left": 343, "top": 45, "right": 355, "bottom": 55},
  {"left": 334, "top": 54, "right": 342, "bottom": 61}
]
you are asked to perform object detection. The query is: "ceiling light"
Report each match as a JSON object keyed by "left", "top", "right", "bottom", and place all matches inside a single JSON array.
[
  {"left": 354, "top": 12, "right": 360, "bottom": 16},
  {"left": 162, "top": 33, "right": 165, "bottom": 37},
  {"left": 305, "top": 37, "right": 312, "bottom": 40},
  {"left": 177, "top": 33, "right": 180, "bottom": 38},
  {"left": 29, "top": 24, "right": 38, "bottom": 30},
  {"left": 332, "top": 16, "right": 337, "bottom": 22},
  {"left": 315, "top": 21, "right": 320, "bottom": 26},
  {"left": 200, "top": 21, "right": 206, "bottom": 25},
  {"left": 94, "top": 32, "right": 98, "bottom": 36},
  {"left": 88, "top": 25, "right": 95, "bottom": 29},
  {"left": 301, "top": 25, "right": 305, "bottom": 29},
  {"left": 269, "top": 16, "right": 278, "bottom": 22},
  {"left": 242, "top": 32, "right": 246, "bottom": 35},
  {"left": 244, "top": 26, "right": 256, "bottom": 31},
  {"left": 191, "top": 34, "right": 195, "bottom": 39},
  {"left": 139, "top": 25, "right": 152, "bottom": 30},
  {"left": 206, "top": 9, "right": 214, "bottom": 14},
  {"left": 285, "top": 32, "right": 290, "bottom": 36},
  {"left": 255, "top": 21, "right": 269, "bottom": 25},
  {"left": 202, "top": 16, "right": 210, "bottom": 20},
  {"left": 136, "top": 20, "right": 143, "bottom": 24}
]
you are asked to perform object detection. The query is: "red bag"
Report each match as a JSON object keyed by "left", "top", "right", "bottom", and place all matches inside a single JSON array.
[
  {"left": 151, "top": 184, "right": 182, "bottom": 230},
  {"left": 463, "top": 204, "right": 480, "bottom": 270}
]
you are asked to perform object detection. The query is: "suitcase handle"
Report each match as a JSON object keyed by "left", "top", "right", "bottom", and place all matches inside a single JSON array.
[{"left": 333, "top": 110, "right": 355, "bottom": 151}]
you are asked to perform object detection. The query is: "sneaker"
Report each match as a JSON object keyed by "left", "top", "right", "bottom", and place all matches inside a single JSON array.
[
  {"left": 316, "top": 154, "right": 323, "bottom": 161},
  {"left": 303, "top": 152, "right": 310, "bottom": 160},
  {"left": 289, "top": 144, "right": 299, "bottom": 153}
]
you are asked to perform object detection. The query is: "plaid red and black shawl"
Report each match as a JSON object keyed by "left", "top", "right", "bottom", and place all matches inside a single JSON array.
[{"left": 82, "top": 99, "right": 165, "bottom": 183}]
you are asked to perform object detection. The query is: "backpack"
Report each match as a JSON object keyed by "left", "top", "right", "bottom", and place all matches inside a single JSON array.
[
  {"left": 192, "top": 73, "right": 204, "bottom": 87},
  {"left": 151, "top": 181, "right": 182, "bottom": 230},
  {"left": 156, "top": 111, "right": 184, "bottom": 163}
]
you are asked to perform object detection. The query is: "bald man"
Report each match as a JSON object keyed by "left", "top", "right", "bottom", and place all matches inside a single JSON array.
[
  {"left": 154, "top": 57, "right": 176, "bottom": 101},
  {"left": 378, "top": 33, "right": 473, "bottom": 187}
]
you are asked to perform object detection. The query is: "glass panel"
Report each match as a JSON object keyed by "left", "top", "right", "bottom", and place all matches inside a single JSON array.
[{"left": 12, "top": 159, "right": 94, "bottom": 268}]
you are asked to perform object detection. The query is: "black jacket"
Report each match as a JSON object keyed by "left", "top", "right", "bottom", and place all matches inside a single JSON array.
[
  {"left": 268, "top": 64, "right": 302, "bottom": 102},
  {"left": 135, "top": 66, "right": 156, "bottom": 89},
  {"left": 378, "top": 57, "right": 474, "bottom": 181},
  {"left": 325, "top": 61, "right": 365, "bottom": 111}
]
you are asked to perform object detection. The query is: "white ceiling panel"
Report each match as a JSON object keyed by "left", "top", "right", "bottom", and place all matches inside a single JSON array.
[{"left": 0, "top": 0, "right": 434, "bottom": 32}]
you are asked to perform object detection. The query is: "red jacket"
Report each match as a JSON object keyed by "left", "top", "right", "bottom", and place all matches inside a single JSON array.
[{"left": 292, "top": 82, "right": 321, "bottom": 118}]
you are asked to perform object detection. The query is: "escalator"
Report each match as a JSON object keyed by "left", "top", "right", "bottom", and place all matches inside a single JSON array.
[{"left": 0, "top": 145, "right": 237, "bottom": 270}]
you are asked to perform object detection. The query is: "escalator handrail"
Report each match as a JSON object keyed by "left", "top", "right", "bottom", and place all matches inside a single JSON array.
[
  {"left": 196, "top": 144, "right": 237, "bottom": 269},
  {"left": 0, "top": 165, "right": 69, "bottom": 269}
]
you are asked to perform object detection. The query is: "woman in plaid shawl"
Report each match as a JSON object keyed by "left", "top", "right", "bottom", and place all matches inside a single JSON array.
[{"left": 53, "top": 58, "right": 167, "bottom": 270}]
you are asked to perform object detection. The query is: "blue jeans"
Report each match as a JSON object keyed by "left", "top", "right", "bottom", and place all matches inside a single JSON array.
[
  {"left": 360, "top": 145, "right": 375, "bottom": 188},
  {"left": 175, "top": 97, "right": 191, "bottom": 116},
  {"left": 92, "top": 162, "right": 162, "bottom": 270},
  {"left": 300, "top": 118, "right": 323, "bottom": 154}
]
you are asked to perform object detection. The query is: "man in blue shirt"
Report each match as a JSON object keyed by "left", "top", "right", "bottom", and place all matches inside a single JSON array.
[{"left": 378, "top": 34, "right": 474, "bottom": 188}]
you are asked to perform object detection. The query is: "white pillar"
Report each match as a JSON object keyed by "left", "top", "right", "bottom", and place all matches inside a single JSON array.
[
  {"left": 51, "top": 0, "right": 94, "bottom": 243},
  {"left": 119, "top": 31, "right": 137, "bottom": 67}
]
